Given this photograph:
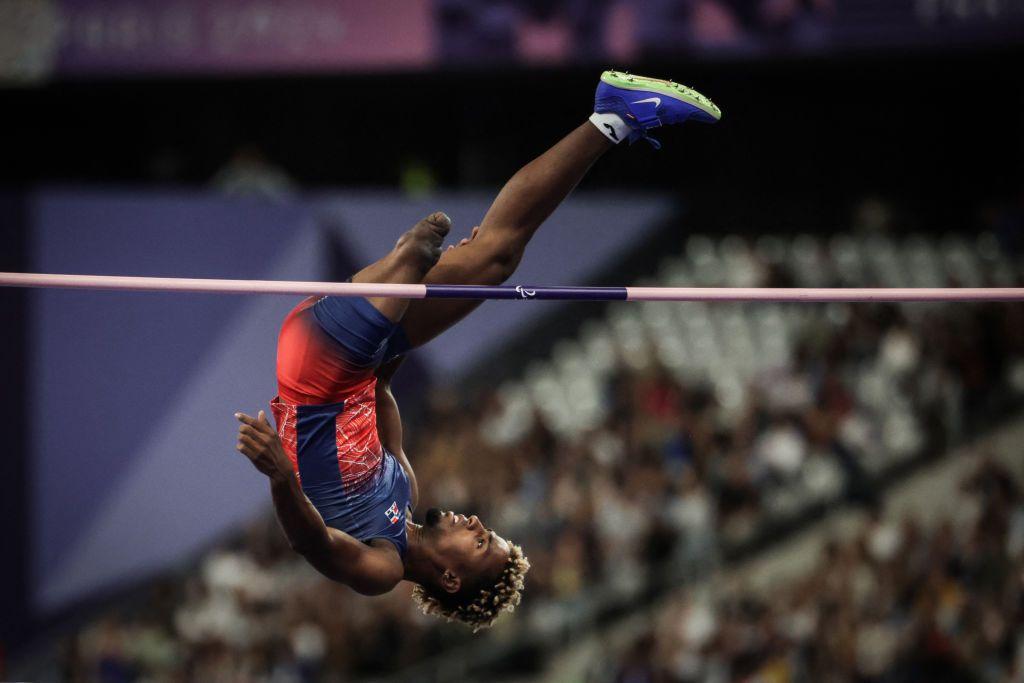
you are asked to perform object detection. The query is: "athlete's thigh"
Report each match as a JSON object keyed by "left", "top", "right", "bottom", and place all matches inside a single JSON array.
[{"left": 399, "top": 232, "right": 511, "bottom": 348}]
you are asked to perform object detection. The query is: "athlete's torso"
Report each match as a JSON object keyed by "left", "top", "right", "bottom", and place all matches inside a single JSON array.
[{"left": 272, "top": 299, "right": 412, "bottom": 556}]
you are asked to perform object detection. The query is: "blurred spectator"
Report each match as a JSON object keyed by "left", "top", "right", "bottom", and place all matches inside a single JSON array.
[
  {"left": 601, "top": 456, "right": 1024, "bottom": 683},
  {"left": 210, "top": 144, "right": 296, "bottom": 201},
  {"left": 436, "top": 0, "right": 839, "bottom": 65}
]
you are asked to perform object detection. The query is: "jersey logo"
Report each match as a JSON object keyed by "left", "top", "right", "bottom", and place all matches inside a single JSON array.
[{"left": 385, "top": 501, "right": 401, "bottom": 524}]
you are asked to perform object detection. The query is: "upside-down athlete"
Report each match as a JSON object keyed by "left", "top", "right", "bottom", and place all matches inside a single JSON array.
[{"left": 234, "top": 71, "right": 721, "bottom": 631}]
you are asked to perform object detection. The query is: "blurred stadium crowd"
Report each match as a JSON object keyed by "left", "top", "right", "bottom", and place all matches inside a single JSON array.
[
  {"left": 438, "top": 0, "right": 836, "bottom": 62},
  {"left": 597, "top": 456, "right": 1024, "bottom": 683},
  {"left": 50, "top": 208, "right": 1024, "bottom": 682},
  {"left": 7, "top": 0, "right": 1022, "bottom": 87}
]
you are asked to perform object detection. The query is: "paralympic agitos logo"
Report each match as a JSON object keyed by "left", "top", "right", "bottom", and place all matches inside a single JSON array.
[{"left": 515, "top": 285, "right": 536, "bottom": 299}]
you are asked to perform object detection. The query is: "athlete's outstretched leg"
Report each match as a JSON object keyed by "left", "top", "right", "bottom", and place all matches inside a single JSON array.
[
  {"left": 350, "top": 211, "right": 452, "bottom": 322},
  {"left": 398, "top": 70, "right": 721, "bottom": 347},
  {"left": 399, "top": 122, "right": 611, "bottom": 346}
]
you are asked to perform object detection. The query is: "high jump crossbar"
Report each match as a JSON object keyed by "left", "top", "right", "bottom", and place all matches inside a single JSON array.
[{"left": 2, "top": 272, "right": 1023, "bottom": 302}]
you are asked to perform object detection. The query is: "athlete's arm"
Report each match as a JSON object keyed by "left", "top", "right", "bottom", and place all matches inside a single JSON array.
[
  {"left": 235, "top": 411, "right": 403, "bottom": 594},
  {"left": 374, "top": 358, "right": 420, "bottom": 509}
]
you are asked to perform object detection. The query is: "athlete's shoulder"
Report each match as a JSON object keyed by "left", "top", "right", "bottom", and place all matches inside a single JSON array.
[
  {"left": 346, "top": 537, "right": 405, "bottom": 595},
  {"left": 300, "top": 526, "right": 404, "bottom": 596}
]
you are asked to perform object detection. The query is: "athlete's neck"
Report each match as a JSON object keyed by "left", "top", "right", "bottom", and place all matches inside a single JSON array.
[{"left": 402, "top": 521, "right": 435, "bottom": 583}]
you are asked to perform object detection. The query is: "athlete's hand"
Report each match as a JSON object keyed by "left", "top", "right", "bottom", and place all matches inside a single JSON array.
[{"left": 235, "top": 410, "right": 292, "bottom": 481}]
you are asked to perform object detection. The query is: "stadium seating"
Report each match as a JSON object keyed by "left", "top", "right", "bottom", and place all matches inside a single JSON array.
[{"left": 40, "top": 230, "right": 1024, "bottom": 682}]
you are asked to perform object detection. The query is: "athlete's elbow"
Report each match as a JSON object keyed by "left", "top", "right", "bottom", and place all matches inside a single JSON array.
[
  {"left": 289, "top": 538, "right": 315, "bottom": 556},
  {"left": 288, "top": 530, "right": 327, "bottom": 557},
  {"left": 352, "top": 570, "right": 403, "bottom": 596},
  {"left": 488, "top": 246, "right": 521, "bottom": 283},
  {"left": 355, "top": 580, "right": 399, "bottom": 596}
]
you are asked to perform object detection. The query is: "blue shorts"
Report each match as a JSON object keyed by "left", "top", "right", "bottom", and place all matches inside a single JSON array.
[{"left": 312, "top": 296, "right": 411, "bottom": 369}]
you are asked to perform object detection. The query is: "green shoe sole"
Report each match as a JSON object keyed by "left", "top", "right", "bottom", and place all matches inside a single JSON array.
[{"left": 600, "top": 70, "right": 723, "bottom": 121}]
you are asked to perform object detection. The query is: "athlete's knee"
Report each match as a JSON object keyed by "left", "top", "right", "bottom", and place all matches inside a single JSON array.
[
  {"left": 490, "top": 244, "right": 524, "bottom": 283},
  {"left": 393, "top": 211, "right": 452, "bottom": 275}
]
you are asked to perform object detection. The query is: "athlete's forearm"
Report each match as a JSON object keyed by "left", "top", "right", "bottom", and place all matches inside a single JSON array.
[
  {"left": 269, "top": 473, "right": 330, "bottom": 555},
  {"left": 479, "top": 122, "right": 611, "bottom": 238},
  {"left": 235, "top": 410, "right": 328, "bottom": 553}
]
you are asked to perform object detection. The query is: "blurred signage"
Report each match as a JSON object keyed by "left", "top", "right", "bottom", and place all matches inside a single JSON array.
[
  {"left": 1, "top": 0, "right": 1022, "bottom": 83},
  {"left": 0, "top": 0, "right": 434, "bottom": 81},
  {"left": 60, "top": 0, "right": 434, "bottom": 74}
]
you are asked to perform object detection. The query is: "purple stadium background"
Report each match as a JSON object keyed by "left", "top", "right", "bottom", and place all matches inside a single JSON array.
[{"left": 27, "top": 188, "right": 671, "bottom": 616}]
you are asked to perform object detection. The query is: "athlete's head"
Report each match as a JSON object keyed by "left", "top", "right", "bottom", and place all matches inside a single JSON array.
[{"left": 412, "top": 507, "right": 530, "bottom": 632}]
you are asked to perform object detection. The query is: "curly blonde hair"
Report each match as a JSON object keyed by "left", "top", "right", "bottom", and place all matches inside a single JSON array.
[{"left": 411, "top": 542, "right": 530, "bottom": 633}]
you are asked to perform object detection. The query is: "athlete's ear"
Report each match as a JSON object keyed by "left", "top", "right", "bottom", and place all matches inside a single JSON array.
[{"left": 441, "top": 569, "right": 461, "bottom": 594}]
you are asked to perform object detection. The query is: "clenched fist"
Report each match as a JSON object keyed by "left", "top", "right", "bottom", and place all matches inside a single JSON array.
[{"left": 235, "top": 410, "right": 293, "bottom": 481}]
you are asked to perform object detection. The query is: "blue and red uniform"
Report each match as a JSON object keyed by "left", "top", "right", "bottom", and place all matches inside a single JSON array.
[{"left": 271, "top": 296, "right": 413, "bottom": 556}]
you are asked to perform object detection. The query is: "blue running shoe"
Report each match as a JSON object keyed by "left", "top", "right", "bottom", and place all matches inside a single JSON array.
[{"left": 595, "top": 70, "right": 722, "bottom": 149}]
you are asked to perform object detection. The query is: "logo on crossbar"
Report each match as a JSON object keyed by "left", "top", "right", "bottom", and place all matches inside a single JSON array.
[{"left": 515, "top": 285, "right": 536, "bottom": 299}]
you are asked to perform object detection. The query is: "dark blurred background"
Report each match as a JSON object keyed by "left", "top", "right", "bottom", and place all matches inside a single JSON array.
[
  {"left": 5, "top": 52, "right": 1024, "bottom": 227},
  {"left": 2, "top": 1, "right": 1024, "bottom": 681}
]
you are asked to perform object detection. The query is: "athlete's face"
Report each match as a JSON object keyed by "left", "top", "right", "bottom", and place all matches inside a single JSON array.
[{"left": 424, "top": 507, "right": 510, "bottom": 593}]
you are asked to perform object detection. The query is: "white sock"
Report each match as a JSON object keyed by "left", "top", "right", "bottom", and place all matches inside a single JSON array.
[{"left": 589, "top": 112, "right": 630, "bottom": 144}]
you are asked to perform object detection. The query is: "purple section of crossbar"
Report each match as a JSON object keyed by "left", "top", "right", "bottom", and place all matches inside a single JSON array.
[{"left": 425, "top": 285, "right": 628, "bottom": 300}]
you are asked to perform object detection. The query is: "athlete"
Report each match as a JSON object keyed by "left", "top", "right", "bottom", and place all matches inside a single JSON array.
[{"left": 234, "top": 71, "right": 721, "bottom": 631}]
